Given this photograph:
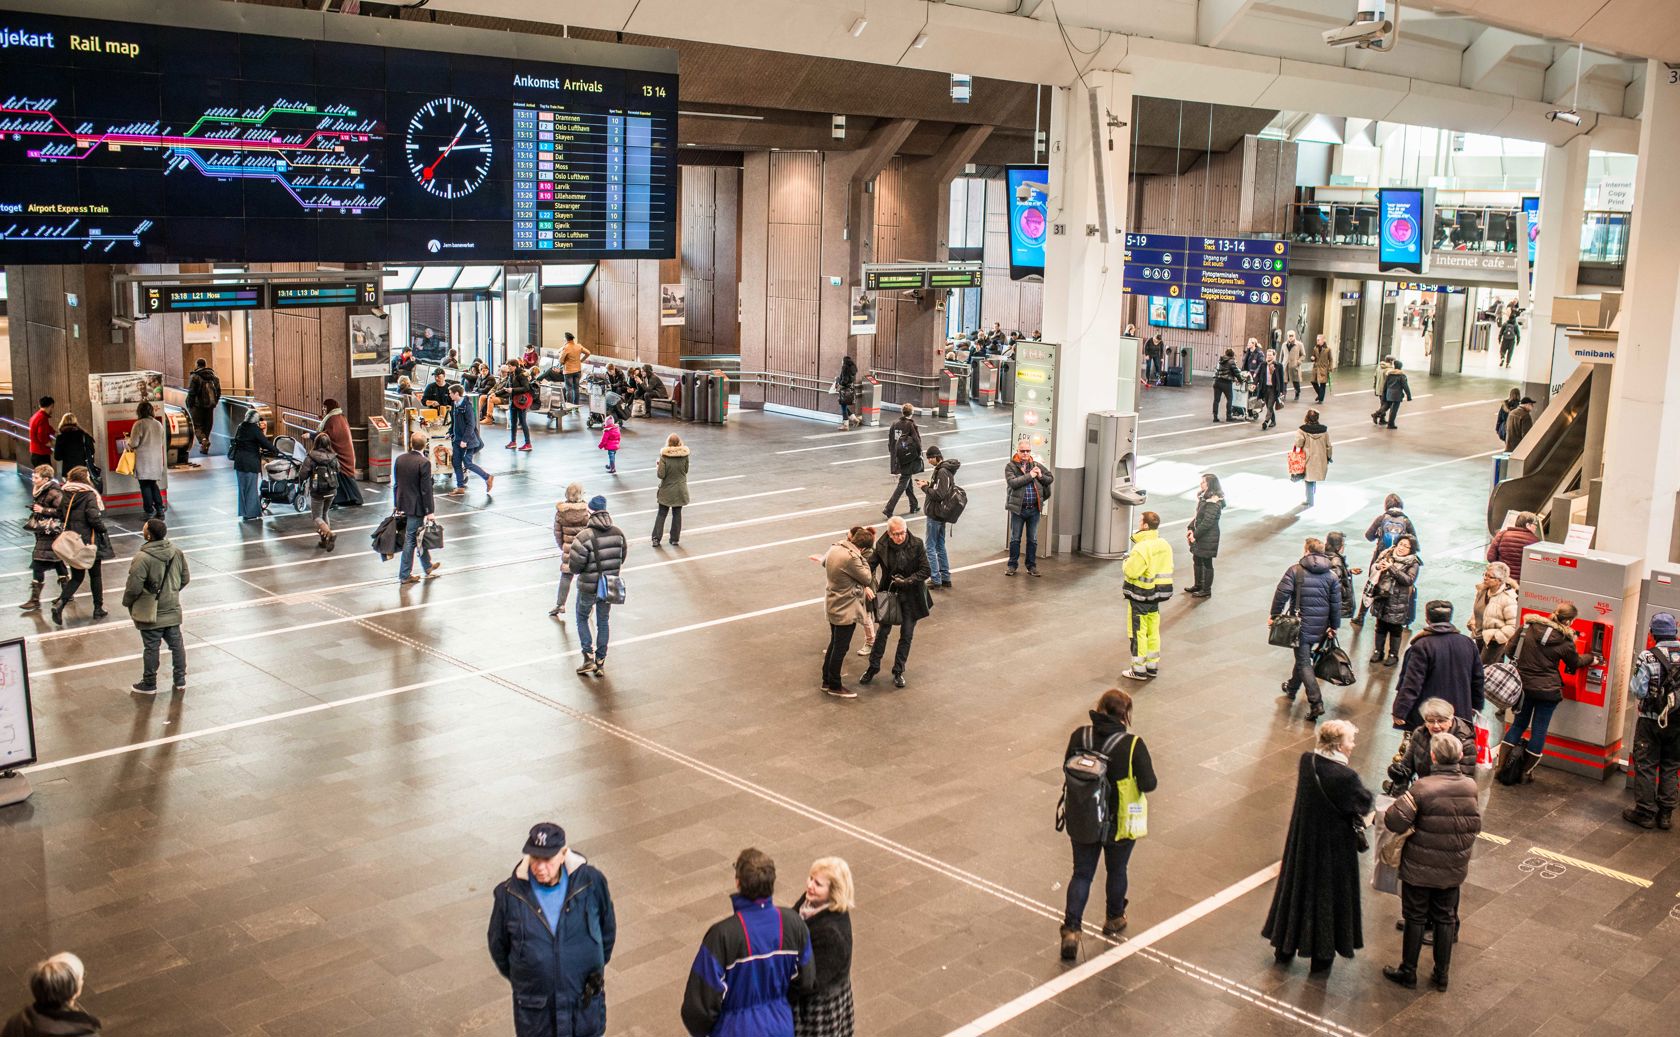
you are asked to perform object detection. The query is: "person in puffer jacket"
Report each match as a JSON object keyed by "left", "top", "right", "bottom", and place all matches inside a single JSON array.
[
  {"left": 549, "top": 482, "right": 592, "bottom": 618},
  {"left": 1468, "top": 562, "right": 1520, "bottom": 665},
  {"left": 1365, "top": 536, "right": 1421, "bottom": 665},
  {"left": 1498, "top": 604, "right": 1599, "bottom": 784},
  {"left": 1385, "top": 698, "right": 1476, "bottom": 793},
  {"left": 682, "top": 848, "right": 814, "bottom": 1037},
  {"left": 1269, "top": 538, "right": 1342, "bottom": 721},
  {"left": 567, "top": 497, "right": 627, "bottom": 675},
  {"left": 1382, "top": 736, "right": 1481, "bottom": 992}
]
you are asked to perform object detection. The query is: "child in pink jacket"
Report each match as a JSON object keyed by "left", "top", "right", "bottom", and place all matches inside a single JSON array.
[{"left": 598, "top": 416, "right": 621, "bottom": 473}]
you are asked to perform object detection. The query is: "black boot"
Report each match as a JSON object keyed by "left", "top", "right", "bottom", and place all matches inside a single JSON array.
[
  {"left": 1429, "top": 923, "right": 1454, "bottom": 991},
  {"left": 1383, "top": 922, "right": 1425, "bottom": 988},
  {"left": 1623, "top": 807, "right": 1657, "bottom": 830},
  {"left": 1659, "top": 809, "right": 1674, "bottom": 831},
  {"left": 1521, "top": 750, "right": 1544, "bottom": 783}
]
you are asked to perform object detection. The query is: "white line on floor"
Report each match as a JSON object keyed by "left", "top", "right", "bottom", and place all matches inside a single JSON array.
[
  {"left": 1334, "top": 388, "right": 1373, "bottom": 397},
  {"left": 1434, "top": 397, "right": 1503, "bottom": 411},
  {"left": 775, "top": 423, "right": 1010, "bottom": 455},
  {"left": 941, "top": 863, "right": 1283, "bottom": 1037},
  {"left": 1138, "top": 412, "right": 1195, "bottom": 423},
  {"left": 1146, "top": 437, "right": 1373, "bottom": 471},
  {"left": 828, "top": 439, "right": 1008, "bottom": 464},
  {"left": 1348, "top": 449, "right": 1498, "bottom": 486}
]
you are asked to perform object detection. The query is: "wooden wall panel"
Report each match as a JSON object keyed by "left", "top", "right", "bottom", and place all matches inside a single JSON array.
[
  {"left": 979, "top": 178, "right": 1043, "bottom": 336},
  {"left": 712, "top": 168, "right": 741, "bottom": 355}
]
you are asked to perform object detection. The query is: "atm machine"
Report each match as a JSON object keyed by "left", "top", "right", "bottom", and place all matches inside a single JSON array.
[
  {"left": 86, "top": 371, "right": 166, "bottom": 515},
  {"left": 1081, "top": 411, "right": 1146, "bottom": 559},
  {"left": 1515, "top": 544, "right": 1643, "bottom": 779}
]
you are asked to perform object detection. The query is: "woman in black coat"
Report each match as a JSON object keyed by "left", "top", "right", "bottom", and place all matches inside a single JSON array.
[
  {"left": 1184, "top": 473, "right": 1223, "bottom": 597},
  {"left": 1324, "top": 531, "right": 1360, "bottom": 619},
  {"left": 229, "top": 411, "right": 280, "bottom": 521},
  {"left": 48, "top": 466, "right": 110, "bottom": 626},
  {"left": 51, "top": 414, "right": 98, "bottom": 480},
  {"left": 1263, "top": 719, "right": 1374, "bottom": 973},
  {"left": 792, "top": 857, "right": 855, "bottom": 1037}
]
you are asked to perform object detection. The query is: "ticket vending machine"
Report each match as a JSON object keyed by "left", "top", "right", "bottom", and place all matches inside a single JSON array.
[
  {"left": 1515, "top": 545, "right": 1643, "bottom": 779},
  {"left": 1081, "top": 411, "right": 1145, "bottom": 559},
  {"left": 366, "top": 417, "right": 393, "bottom": 484},
  {"left": 86, "top": 371, "right": 166, "bottom": 515}
]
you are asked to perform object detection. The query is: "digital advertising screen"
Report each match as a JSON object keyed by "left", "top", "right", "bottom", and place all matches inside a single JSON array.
[
  {"left": 1522, "top": 195, "right": 1540, "bottom": 265},
  {"left": 1146, "top": 296, "right": 1208, "bottom": 331},
  {"left": 0, "top": 3, "right": 677, "bottom": 264},
  {"left": 1005, "top": 164, "right": 1048, "bottom": 281},
  {"left": 1377, "top": 188, "right": 1427, "bottom": 274}
]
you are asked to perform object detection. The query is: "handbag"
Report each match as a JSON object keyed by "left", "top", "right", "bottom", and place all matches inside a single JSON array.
[
  {"left": 1312, "top": 633, "right": 1357, "bottom": 686},
  {"left": 1309, "top": 753, "right": 1369, "bottom": 852},
  {"left": 115, "top": 449, "right": 137, "bottom": 477},
  {"left": 1114, "top": 735, "right": 1149, "bottom": 840},
  {"left": 1370, "top": 794, "right": 1410, "bottom": 895},
  {"left": 128, "top": 555, "right": 174, "bottom": 625},
  {"left": 51, "top": 493, "right": 97, "bottom": 570},
  {"left": 874, "top": 588, "right": 903, "bottom": 626},
  {"left": 1287, "top": 447, "right": 1308, "bottom": 478},
  {"left": 1268, "top": 568, "right": 1303, "bottom": 647},
  {"left": 596, "top": 573, "right": 627, "bottom": 605},
  {"left": 420, "top": 521, "right": 444, "bottom": 551},
  {"left": 1483, "top": 633, "right": 1525, "bottom": 710}
]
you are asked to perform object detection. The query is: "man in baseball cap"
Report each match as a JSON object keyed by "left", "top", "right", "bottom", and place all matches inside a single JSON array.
[
  {"left": 1625, "top": 614, "right": 1680, "bottom": 831},
  {"left": 489, "top": 823, "right": 617, "bottom": 1036}
]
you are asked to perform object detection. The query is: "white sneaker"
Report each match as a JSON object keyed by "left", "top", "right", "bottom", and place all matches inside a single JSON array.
[{"left": 856, "top": 644, "right": 873, "bottom": 656}]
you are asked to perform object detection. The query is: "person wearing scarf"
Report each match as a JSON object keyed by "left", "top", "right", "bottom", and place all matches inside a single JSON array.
[{"left": 49, "top": 466, "right": 110, "bottom": 625}]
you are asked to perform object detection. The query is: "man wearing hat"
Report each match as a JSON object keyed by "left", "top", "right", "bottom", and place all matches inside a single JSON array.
[
  {"left": 1503, "top": 396, "right": 1535, "bottom": 452},
  {"left": 488, "top": 822, "right": 617, "bottom": 1037},
  {"left": 566, "top": 495, "right": 627, "bottom": 676},
  {"left": 1625, "top": 613, "right": 1680, "bottom": 830}
]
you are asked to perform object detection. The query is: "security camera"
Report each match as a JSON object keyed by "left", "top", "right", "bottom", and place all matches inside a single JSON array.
[
  {"left": 1015, "top": 178, "right": 1047, "bottom": 203},
  {"left": 1546, "top": 110, "right": 1583, "bottom": 125},
  {"left": 1323, "top": 0, "right": 1394, "bottom": 50},
  {"left": 110, "top": 315, "right": 136, "bottom": 330}
]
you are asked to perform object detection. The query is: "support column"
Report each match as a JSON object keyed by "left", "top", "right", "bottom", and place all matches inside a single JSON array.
[
  {"left": 1039, "top": 71, "right": 1133, "bottom": 554},
  {"left": 1523, "top": 135, "right": 1590, "bottom": 403},
  {"left": 1598, "top": 63, "right": 1680, "bottom": 570},
  {"left": 6, "top": 265, "right": 128, "bottom": 465}
]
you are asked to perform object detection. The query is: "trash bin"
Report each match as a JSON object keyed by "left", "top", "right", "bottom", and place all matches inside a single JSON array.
[
  {"left": 977, "top": 361, "right": 998, "bottom": 407},
  {"left": 861, "top": 376, "right": 883, "bottom": 426},
  {"left": 996, "top": 358, "right": 1016, "bottom": 406},
  {"left": 708, "top": 371, "right": 730, "bottom": 424},
  {"left": 937, "top": 370, "right": 958, "bottom": 418},
  {"left": 1179, "top": 347, "right": 1194, "bottom": 387},
  {"left": 366, "top": 416, "right": 394, "bottom": 484},
  {"left": 695, "top": 372, "right": 712, "bottom": 424},
  {"left": 680, "top": 371, "right": 698, "bottom": 421}
]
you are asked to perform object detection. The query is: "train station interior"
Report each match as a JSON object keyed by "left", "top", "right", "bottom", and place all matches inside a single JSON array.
[{"left": 2, "top": 1, "right": 1679, "bottom": 1036}]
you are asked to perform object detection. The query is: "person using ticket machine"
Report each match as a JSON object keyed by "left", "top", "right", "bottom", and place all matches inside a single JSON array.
[{"left": 1498, "top": 603, "right": 1603, "bottom": 785}]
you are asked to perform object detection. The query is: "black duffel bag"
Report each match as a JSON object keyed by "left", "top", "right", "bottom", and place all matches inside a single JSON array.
[{"left": 1313, "top": 633, "right": 1356, "bottom": 686}]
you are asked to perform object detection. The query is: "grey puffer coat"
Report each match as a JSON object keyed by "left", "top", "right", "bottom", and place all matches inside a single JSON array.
[
  {"left": 1385, "top": 772, "right": 1481, "bottom": 889},
  {"left": 1369, "top": 548, "right": 1420, "bottom": 626},
  {"left": 655, "top": 445, "right": 690, "bottom": 507}
]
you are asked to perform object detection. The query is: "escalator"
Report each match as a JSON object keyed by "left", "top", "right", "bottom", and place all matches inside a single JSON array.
[{"left": 1487, "top": 364, "right": 1591, "bottom": 535}]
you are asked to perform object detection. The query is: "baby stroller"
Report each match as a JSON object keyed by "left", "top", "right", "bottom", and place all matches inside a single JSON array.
[
  {"left": 585, "top": 374, "right": 630, "bottom": 429},
  {"left": 259, "top": 435, "right": 309, "bottom": 514}
]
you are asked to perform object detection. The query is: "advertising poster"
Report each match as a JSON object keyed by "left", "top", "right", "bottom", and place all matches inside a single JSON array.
[
  {"left": 1005, "top": 165, "right": 1049, "bottom": 281},
  {"left": 1377, "top": 188, "right": 1426, "bottom": 274},
  {"left": 1522, "top": 196, "right": 1540, "bottom": 264},
  {"left": 183, "top": 311, "right": 222, "bottom": 344},
  {"left": 0, "top": 639, "right": 37, "bottom": 771},
  {"left": 849, "top": 295, "right": 876, "bottom": 337},
  {"left": 660, "top": 283, "right": 687, "bottom": 326},
  {"left": 348, "top": 313, "right": 392, "bottom": 379}
]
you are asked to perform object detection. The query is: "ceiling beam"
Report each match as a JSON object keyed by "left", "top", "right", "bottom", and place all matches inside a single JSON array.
[
  {"left": 1196, "top": 0, "right": 1259, "bottom": 49},
  {"left": 852, "top": 118, "right": 920, "bottom": 183},
  {"left": 1459, "top": 26, "right": 1529, "bottom": 90},
  {"left": 912, "top": 123, "right": 995, "bottom": 184},
  {"left": 1543, "top": 47, "right": 1626, "bottom": 106}
]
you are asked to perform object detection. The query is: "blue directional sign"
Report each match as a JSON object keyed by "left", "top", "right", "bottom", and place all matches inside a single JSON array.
[{"left": 1122, "top": 233, "right": 1290, "bottom": 306}]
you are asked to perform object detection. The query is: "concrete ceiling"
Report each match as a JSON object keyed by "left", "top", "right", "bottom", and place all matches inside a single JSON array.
[{"left": 1423, "top": 0, "right": 1680, "bottom": 65}]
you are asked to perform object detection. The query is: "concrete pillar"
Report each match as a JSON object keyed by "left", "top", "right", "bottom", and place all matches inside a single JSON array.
[
  {"left": 1039, "top": 71, "right": 1133, "bottom": 553},
  {"left": 1523, "top": 135, "right": 1590, "bottom": 403},
  {"left": 1598, "top": 62, "right": 1680, "bottom": 571},
  {"left": 5, "top": 265, "right": 129, "bottom": 464}
]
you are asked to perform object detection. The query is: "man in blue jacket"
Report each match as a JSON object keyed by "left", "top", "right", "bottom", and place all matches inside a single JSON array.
[
  {"left": 682, "top": 848, "right": 815, "bottom": 1037},
  {"left": 488, "top": 823, "right": 617, "bottom": 1037},
  {"left": 1270, "top": 537, "right": 1343, "bottom": 722},
  {"left": 447, "top": 383, "right": 493, "bottom": 497}
]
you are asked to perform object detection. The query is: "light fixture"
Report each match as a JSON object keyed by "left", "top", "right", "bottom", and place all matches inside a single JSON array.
[
  {"left": 912, "top": 32, "right": 929, "bottom": 49},
  {"left": 849, "top": 17, "right": 867, "bottom": 37}
]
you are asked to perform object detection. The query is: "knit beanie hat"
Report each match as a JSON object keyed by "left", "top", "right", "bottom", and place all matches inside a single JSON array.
[
  {"left": 588, "top": 495, "right": 607, "bottom": 512},
  {"left": 1652, "top": 613, "right": 1678, "bottom": 639}
]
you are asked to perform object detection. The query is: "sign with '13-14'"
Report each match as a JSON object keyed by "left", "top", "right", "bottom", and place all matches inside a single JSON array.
[{"left": 1121, "top": 233, "right": 1290, "bottom": 306}]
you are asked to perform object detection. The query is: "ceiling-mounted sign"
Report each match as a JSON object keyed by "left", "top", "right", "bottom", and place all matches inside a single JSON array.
[
  {"left": 1005, "top": 165, "right": 1049, "bottom": 281},
  {"left": 143, "top": 282, "right": 266, "bottom": 313},
  {"left": 1377, "top": 187, "right": 1430, "bottom": 275},
  {"left": 862, "top": 262, "right": 981, "bottom": 291},
  {"left": 1122, "top": 233, "right": 1290, "bottom": 305},
  {"left": 270, "top": 278, "right": 381, "bottom": 309}
]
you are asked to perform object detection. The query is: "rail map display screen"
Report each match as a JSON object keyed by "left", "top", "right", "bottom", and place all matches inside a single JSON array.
[{"left": 0, "top": 9, "right": 676, "bottom": 263}]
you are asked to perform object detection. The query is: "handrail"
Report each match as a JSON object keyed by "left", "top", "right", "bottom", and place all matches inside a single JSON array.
[{"left": 0, "top": 417, "right": 28, "bottom": 445}]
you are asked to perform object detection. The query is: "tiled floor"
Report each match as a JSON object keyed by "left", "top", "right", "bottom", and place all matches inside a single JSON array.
[{"left": 3, "top": 368, "right": 1677, "bottom": 1037}]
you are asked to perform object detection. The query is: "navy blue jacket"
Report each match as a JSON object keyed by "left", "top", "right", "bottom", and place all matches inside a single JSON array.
[
  {"left": 1394, "top": 623, "right": 1486, "bottom": 728},
  {"left": 488, "top": 855, "right": 617, "bottom": 1037},
  {"left": 1271, "top": 552, "right": 1342, "bottom": 645},
  {"left": 451, "top": 396, "right": 483, "bottom": 452},
  {"left": 682, "top": 895, "right": 814, "bottom": 1037}
]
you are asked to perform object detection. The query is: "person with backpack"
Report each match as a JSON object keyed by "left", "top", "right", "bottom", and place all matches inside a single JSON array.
[
  {"left": 1184, "top": 473, "right": 1223, "bottom": 598},
  {"left": 48, "top": 466, "right": 110, "bottom": 626},
  {"left": 1365, "top": 536, "right": 1421, "bottom": 666},
  {"left": 1121, "top": 511, "right": 1174, "bottom": 680},
  {"left": 1497, "top": 316, "right": 1520, "bottom": 368},
  {"left": 652, "top": 433, "right": 690, "bottom": 548},
  {"left": 882, "top": 403, "right": 923, "bottom": 518},
  {"left": 1263, "top": 719, "right": 1373, "bottom": 974},
  {"left": 1004, "top": 440, "right": 1053, "bottom": 577},
  {"left": 121, "top": 518, "right": 190, "bottom": 695},
  {"left": 1503, "top": 397, "right": 1535, "bottom": 452},
  {"left": 1624, "top": 612, "right": 1680, "bottom": 831},
  {"left": 833, "top": 355, "right": 859, "bottom": 430},
  {"left": 293, "top": 432, "right": 340, "bottom": 550},
  {"left": 1057, "top": 687, "right": 1157, "bottom": 960},
  {"left": 568, "top": 496, "right": 627, "bottom": 677},
  {"left": 1497, "top": 603, "right": 1600, "bottom": 785},
  {"left": 917, "top": 446, "right": 963, "bottom": 589},
  {"left": 1269, "top": 537, "right": 1343, "bottom": 722},
  {"left": 1355, "top": 495, "right": 1418, "bottom": 624},
  {"left": 318, "top": 400, "right": 362, "bottom": 507},
  {"left": 185, "top": 358, "right": 222, "bottom": 455},
  {"left": 1495, "top": 388, "right": 1521, "bottom": 443},
  {"left": 1373, "top": 360, "right": 1414, "bottom": 429}
]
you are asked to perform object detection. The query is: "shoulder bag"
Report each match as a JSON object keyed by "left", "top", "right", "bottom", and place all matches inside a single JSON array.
[
  {"left": 1483, "top": 629, "right": 1525, "bottom": 711},
  {"left": 129, "top": 554, "right": 175, "bottom": 625},
  {"left": 596, "top": 573, "right": 627, "bottom": 605},
  {"left": 1309, "top": 754, "right": 1369, "bottom": 853},
  {"left": 1268, "top": 567, "right": 1303, "bottom": 648},
  {"left": 52, "top": 494, "right": 98, "bottom": 570},
  {"left": 1312, "top": 632, "right": 1357, "bottom": 686},
  {"left": 115, "top": 447, "right": 137, "bottom": 476},
  {"left": 1114, "top": 735, "right": 1149, "bottom": 840}
]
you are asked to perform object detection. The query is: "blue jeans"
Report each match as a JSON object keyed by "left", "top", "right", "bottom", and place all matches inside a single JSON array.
[
  {"left": 508, "top": 406, "right": 530, "bottom": 445},
  {"left": 1304, "top": 480, "right": 1317, "bottom": 506},
  {"left": 925, "top": 518, "right": 950, "bottom": 584},
  {"left": 1064, "top": 838, "right": 1137, "bottom": 928},
  {"left": 235, "top": 470, "right": 260, "bottom": 519},
  {"left": 1008, "top": 509, "right": 1041, "bottom": 570},
  {"left": 1503, "top": 698, "right": 1560, "bottom": 754},
  {"left": 453, "top": 446, "right": 490, "bottom": 488},
  {"left": 398, "top": 518, "right": 433, "bottom": 580},
  {"left": 576, "top": 592, "right": 610, "bottom": 660},
  {"left": 604, "top": 449, "right": 617, "bottom": 471}
]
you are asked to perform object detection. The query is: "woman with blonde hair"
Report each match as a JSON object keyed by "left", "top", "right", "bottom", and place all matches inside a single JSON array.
[
  {"left": 51, "top": 413, "right": 97, "bottom": 479},
  {"left": 549, "top": 482, "right": 591, "bottom": 618},
  {"left": 792, "top": 857, "right": 855, "bottom": 1037}
]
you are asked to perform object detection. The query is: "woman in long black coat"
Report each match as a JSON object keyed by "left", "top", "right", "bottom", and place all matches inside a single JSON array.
[
  {"left": 792, "top": 857, "right": 855, "bottom": 1037},
  {"left": 1263, "top": 719, "right": 1374, "bottom": 973},
  {"left": 1184, "top": 473, "right": 1223, "bottom": 597}
]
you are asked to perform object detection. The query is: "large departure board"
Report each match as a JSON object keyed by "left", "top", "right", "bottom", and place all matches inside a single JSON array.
[{"left": 0, "top": 3, "right": 676, "bottom": 264}]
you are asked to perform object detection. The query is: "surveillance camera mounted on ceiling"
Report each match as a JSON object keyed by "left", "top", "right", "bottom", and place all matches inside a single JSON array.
[{"left": 1323, "top": 0, "right": 1397, "bottom": 51}]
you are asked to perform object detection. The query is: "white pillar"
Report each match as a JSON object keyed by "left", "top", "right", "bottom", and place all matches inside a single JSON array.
[
  {"left": 1598, "top": 63, "right": 1680, "bottom": 570},
  {"left": 1523, "top": 135, "right": 1590, "bottom": 400},
  {"left": 1039, "top": 72, "right": 1133, "bottom": 553}
]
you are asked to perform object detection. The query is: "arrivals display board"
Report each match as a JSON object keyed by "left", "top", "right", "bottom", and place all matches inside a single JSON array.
[
  {"left": 0, "top": 4, "right": 677, "bottom": 264},
  {"left": 1122, "top": 233, "right": 1289, "bottom": 306},
  {"left": 1005, "top": 165, "right": 1049, "bottom": 281},
  {"left": 1377, "top": 188, "right": 1428, "bottom": 274}
]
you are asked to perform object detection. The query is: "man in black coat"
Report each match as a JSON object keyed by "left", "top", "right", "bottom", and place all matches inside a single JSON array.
[
  {"left": 1374, "top": 360, "right": 1414, "bottom": 429},
  {"left": 1270, "top": 538, "right": 1342, "bottom": 721},
  {"left": 883, "top": 403, "right": 923, "bottom": 518},
  {"left": 185, "top": 358, "right": 222, "bottom": 455},
  {"left": 392, "top": 431, "right": 438, "bottom": 584},
  {"left": 863, "top": 516, "right": 930, "bottom": 689},
  {"left": 1255, "top": 347, "right": 1286, "bottom": 430},
  {"left": 1392, "top": 600, "right": 1484, "bottom": 730}
]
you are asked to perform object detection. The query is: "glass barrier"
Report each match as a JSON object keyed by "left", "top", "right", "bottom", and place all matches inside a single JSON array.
[
  {"left": 1289, "top": 203, "right": 1629, "bottom": 266},
  {"left": 1579, "top": 210, "right": 1629, "bottom": 264}
]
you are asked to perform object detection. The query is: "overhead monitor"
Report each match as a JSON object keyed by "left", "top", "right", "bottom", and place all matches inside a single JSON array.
[
  {"left": 1522, "top": 196, "right": 1540, "bottom": 264},
  {"left": 1005, "top": 165, "right": 1048, "bottom": 282},
  {"left": 0, "top": 2, "right": 677, "bottom": 264},
  {"left": 1146, "top": 296, "right": 1207, "bottom": 331},
  {"left": 1377, "top": 187, "right": 1429, "bottom": 275}
]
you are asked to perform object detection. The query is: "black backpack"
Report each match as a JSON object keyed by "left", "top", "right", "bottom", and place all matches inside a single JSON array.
[
  {"left": 892, "top": 429, "right": 920, "bottom": 468},
  {"left": 310, "top": 458, "right": 339, "bottom": 498},
  {"left": 942, "top": 484, "right": 968, "bottom": 523},
  {"left": 1645, "top": 648, "right": 1680, "bottom": 720},
  {"left": 1056, "top": 728, "right": 1127, "bottom": 843}
]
